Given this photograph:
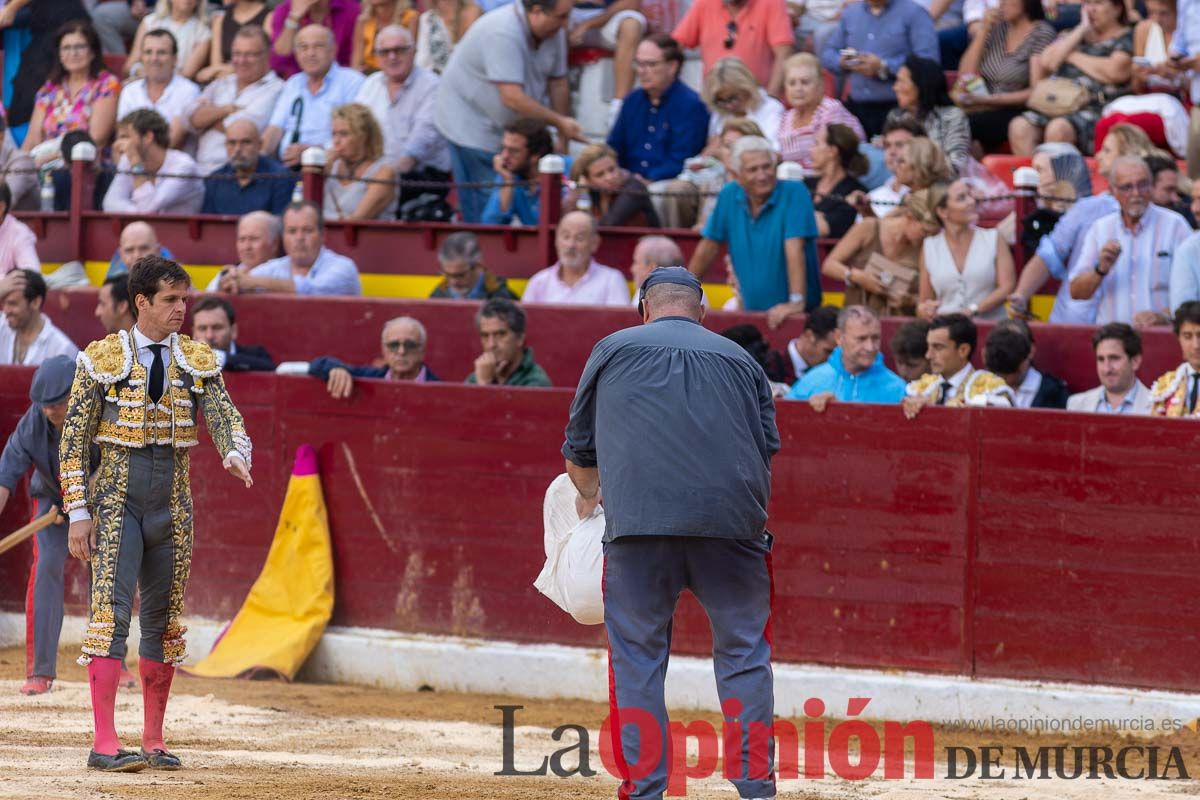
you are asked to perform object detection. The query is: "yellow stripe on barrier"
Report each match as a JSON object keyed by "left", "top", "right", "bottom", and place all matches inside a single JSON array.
[{"left": 39, "top": 261, "right": 1058, "bottom": 321}]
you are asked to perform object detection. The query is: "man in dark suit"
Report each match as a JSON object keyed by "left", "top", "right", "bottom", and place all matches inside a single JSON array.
[
  {"left": 308, "top": 316, "right": 439, "bottom": 398},
  {"left": 190, "top": 296, "right": 275, "bottom": 372},
  {"left": 984, "top": 320, "right": 1069, "bottom": 409}
]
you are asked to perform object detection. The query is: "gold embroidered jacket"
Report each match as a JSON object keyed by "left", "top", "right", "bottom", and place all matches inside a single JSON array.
[
  {"left": 1150, "top": 364, "right": 1200, "bottom": 417},
  {"left": 58, "top": 330, "right": 252, "bottom": 513},
  {"left": 906, "top": 368, "right": 1015, "bottom": 407}
]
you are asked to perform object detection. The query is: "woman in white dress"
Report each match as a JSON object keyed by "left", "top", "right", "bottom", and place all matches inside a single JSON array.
[{"left": 917, "top": 178, "right": 1016, "bottom": 322}]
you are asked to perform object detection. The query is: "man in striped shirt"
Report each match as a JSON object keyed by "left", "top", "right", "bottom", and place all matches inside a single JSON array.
[{"left": 1069, "top": 156, "right": 1192, "bottom": 327}]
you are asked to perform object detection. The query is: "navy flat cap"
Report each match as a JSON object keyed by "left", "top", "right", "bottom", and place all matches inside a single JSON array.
[
  {"left": 638, "top": 266, "right": 702, "bottom": 314},
  {"left": 29, "top": 355, "right": 76, "bottom": 405}
]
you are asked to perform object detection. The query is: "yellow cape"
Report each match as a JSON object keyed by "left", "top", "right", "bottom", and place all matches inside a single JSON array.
[{"left": 187, "top": 445, "right": 334, "bottom": 680}]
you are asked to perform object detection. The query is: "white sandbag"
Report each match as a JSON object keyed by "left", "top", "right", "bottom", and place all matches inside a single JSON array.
[{"left": 533, "top": 473, "right": 605, "bottom": 625}]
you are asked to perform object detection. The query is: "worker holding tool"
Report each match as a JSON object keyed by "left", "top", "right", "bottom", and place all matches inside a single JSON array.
[{"left": 0, "top": 355, "right": 93, "bottom": 696}]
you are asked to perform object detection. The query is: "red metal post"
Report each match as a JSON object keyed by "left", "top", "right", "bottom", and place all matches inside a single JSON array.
[
  {"left": 69, "top": 142, "right": 98, "bottom": 265},
  {"left": 536, "top": 155, "right": 564, "bottom": 268},
  {"left": 300, "top": 147, "right": 327, "bottom": 205}
]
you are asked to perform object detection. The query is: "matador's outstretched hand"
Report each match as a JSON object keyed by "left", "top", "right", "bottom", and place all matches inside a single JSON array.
[{"left": 225, "top": 454, "right": 253, "bottom": 488}]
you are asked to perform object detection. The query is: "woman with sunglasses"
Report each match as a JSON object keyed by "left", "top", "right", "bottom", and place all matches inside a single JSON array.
[{"left": 701, "top": 56, "right": 784, "bottom": 156}]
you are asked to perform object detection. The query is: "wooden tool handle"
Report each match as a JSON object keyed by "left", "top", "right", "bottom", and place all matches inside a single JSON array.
[{"left": 0, "top": 510, "right": 63, "bottom": 557}]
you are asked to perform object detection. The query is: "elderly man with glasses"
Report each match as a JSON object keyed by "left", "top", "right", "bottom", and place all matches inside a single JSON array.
[
  {"left": 354, "top": 25, "right": 452, "bottom": 214},
  {"left": 429, "top": 231, "right": 518, "bottom": 300},
  {"left": 308, "top": 316, "right": 439, "bottom": 398},
  {"left": 1069, "top": 155, "right": 1192, "bottom": 327}
]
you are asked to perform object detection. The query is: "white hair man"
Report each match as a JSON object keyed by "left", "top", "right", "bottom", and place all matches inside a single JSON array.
[
  {"left": 1068, "top": 155, "right": 1191, "bottom": 327},
  {"left": 354, "top": 25, "right": 451, "bottom": 196},
  {"left": 687, "top": 136, "right": 821, "bottom": 329},
  {"left": 308, "top": 316, "right": 438, "bottom": 398}
]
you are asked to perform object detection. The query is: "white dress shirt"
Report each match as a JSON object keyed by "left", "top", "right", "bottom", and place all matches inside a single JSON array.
[
  {"left": 788, "top": 339, "right": 809, "bottom": 382},
  {"left": 191, "top": 71, "right": 285, "bottom": 175},
  {"left": 131, "top": 325, "right": 173, "bottom": 400},
  {"left": 1070, "top": 204, "right": 1192, "bottom": 325},
  {"left": 0, "top": 315, "right": 78, "bottom": 366},
  {"left": 103, "top": 150, "right": 205, "bottom": 214},
  {"left": 117, "top": 74, "right": 202, "bottom": 129}
]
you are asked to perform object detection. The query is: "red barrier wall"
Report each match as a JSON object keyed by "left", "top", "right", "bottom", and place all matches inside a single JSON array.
[
  {"left": 44, "top": 289, "right": 1186, "bottom": 396},
  {"left": 2, "top": 369, "right": 1199, "bottom": 691}
]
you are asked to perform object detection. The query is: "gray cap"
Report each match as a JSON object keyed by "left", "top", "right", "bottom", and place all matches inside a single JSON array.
[
  {"left": 30, "top": 355, "right": 76, "bottom": 405},
  {"left": 637, "top": 266, "right": 702, "bottom": 314}
]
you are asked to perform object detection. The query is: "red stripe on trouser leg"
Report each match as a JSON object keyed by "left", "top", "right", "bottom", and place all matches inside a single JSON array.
[
  {"left": 24, "top": 526, "right": 39, "bottom": 679},
  {"left": 763, "top": 551, "right": 775, "bottom": 648},
  {"left": 88, "top": 657, "right": 122, "bottom": 755},
  {"left": 140, "top": 659, "right": 175, "bottom": 752},
  {"left": 602, "top": 555, "right": 634, "bottom": 800}
]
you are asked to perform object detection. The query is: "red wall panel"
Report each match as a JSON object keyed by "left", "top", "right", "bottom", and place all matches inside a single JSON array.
[{"left": 3, "top": 369, "right": 1198, "bottom": 691}]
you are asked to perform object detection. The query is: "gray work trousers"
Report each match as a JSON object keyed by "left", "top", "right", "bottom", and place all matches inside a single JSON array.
[
  {"left": 603, "top": 534, "right": 776, "bottom": 800},
  {"left": 107, "top": 446, "right": 178, "bottom": 662},
  {"left": 26, "top": 495, "right": 67, "bottom": 678}
]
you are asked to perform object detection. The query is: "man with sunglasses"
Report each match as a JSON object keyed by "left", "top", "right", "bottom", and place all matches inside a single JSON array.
[
  {"left": 354, "top": 25, "right": 451, "bottom": 211},
  {"left": 1069, "top": 155, "right": 1191, "bottom": 327},
  {"left": 309, "top": 316, "right": 439, "bottom": 398}
]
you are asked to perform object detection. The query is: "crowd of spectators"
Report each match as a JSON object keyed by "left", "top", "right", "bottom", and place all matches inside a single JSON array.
[{"left": 3, "top": 0, "right": 1200, "bottom": 419}]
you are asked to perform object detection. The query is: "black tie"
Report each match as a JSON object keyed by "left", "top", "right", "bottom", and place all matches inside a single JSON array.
[
  {"left": 1190, "top": 373, "right": 1200, "bottom": 415},
  {"left": 937, "top": 380, "right": 953, "bottom": 405},
  {"left": 148, "top": 344, "right": 165, "bottom": 404}
]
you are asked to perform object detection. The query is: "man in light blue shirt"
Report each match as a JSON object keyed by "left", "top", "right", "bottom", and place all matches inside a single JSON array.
[
  {"left": 1068, "top": 157, "right": 1191, "bottom": 326},
  {"left": 261, "top": 26, "right": 365, "bottom": 167},
  {"left": 1169, "top": 0, "right": 1200, "bottom": 176},
  {"left": 786, "top": 305, "right": 906, "bottom": 406},
  {"left": 232, "top": 202, "right": 362, "bottom": 296},
  {"left": 819, "top": 0, "right": 938, "bottom": 136}
]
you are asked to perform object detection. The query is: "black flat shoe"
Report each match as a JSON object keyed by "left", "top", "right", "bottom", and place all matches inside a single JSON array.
[
  {"left": 87, "top": 749, "right": 147, "bottom": 772},
  {"left": 140, "top": 748, "right": 182, "bottom": 769}
]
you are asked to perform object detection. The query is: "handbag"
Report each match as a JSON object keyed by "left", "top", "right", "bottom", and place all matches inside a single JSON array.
[
  {"left": 864, "top": 251, "right": 919, "bottom": 311},
  {"left": 1028, "top": 77, "right": 1091, "bottom": 117}
]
